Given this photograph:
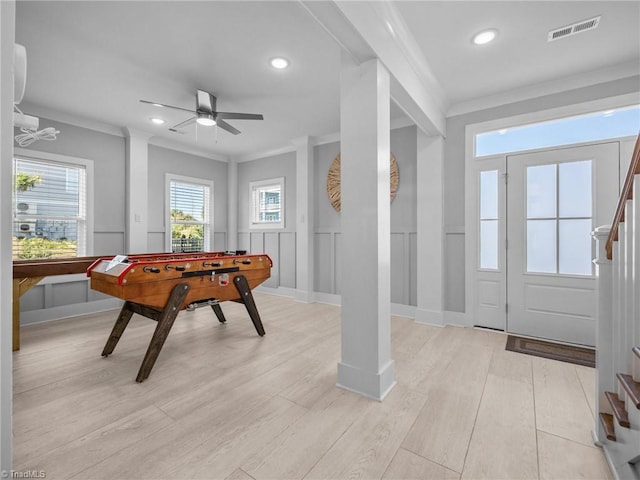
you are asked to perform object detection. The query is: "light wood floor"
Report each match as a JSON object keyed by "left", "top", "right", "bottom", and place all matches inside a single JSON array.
[{"left": 13, "top": 293, "right": 611, "bottom": 480}]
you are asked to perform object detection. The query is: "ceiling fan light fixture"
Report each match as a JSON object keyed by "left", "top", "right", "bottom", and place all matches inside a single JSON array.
[
  {"left": 196, "top": 113, "right": 216, "bottom": 126},
  {"left": 270, "top": 57, "right": 289, "bottom": 69},
  {"left": 472, "top": 29, "right": 498, "bottom": 45}
]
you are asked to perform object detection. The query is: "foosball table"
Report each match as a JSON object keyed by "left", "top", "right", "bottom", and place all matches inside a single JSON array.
[{"left": 87, "top": 251, "right": 272, "bottom": 382}]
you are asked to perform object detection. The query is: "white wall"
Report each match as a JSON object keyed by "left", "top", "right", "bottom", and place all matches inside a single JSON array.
[
  {"left": 238, "top": 151, "right": 297, "bottom": 290},
  {"left": 1, "top": 1, "right": 15, "bottom": 471},
  {"left": 17, "top": 116, "right": 126, "bottom": 255},
  {"left": 17, "top": 119, "right": 231, "bottom": 325},
  {"left": 147, "top": 144, "right": 228, "bottom": 252},
  {"left": 314, "top": 126, "right": 418, "bottom": 306}
]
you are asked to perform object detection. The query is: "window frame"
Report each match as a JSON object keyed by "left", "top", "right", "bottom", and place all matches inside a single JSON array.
[
  {"left": 13, "top": 147, "right": 94, "bottom": 258},
  {"left": 249, "top": 177, "right": 285, "bottom": 230},
  {"left": 165, "top": 173, "right": 214, "bottom": 253}
]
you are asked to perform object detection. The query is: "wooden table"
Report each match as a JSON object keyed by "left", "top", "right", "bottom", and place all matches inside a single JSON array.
[{"left": 12, "top": 256, "right": 105, "bottom": 351}]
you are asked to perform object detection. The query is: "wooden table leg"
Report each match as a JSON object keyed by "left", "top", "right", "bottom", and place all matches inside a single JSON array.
[
  {"left": 233, "top": 275, "right": 265, "bottom": 336},
  {"left": 101, "top": 301, "right": 134, "bottom": 356},
  {"left": 12, "top": 277, "right": 44, "bottom": 351},
  {"left": 135, "top": 283, "right": 190, "bottom": 383},
  {"left": 211, "top": 303, "right": 227, "bottom": 323}
]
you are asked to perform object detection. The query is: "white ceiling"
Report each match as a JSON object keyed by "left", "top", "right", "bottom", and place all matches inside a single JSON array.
[{"left": 15, "top": 1, "right": 640, "bottom": 160}]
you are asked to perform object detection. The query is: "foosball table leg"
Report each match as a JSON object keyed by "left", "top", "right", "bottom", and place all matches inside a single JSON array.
[
  {"left": 136, "top": 283, "right": 190, "bottom": 383},
  {"left": 233, "top": 275, "right": 266, "bottom": 336},
  {"left": 211, "top": 303, "right": 227, "bottom": 323},
  {"left": 101, "top": 302, "right": 134, "bottom": 356}
]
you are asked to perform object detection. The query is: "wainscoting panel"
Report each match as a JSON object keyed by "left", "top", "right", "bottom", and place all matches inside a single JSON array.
[
  {"left": 238, "top": 232, "right": 250, "bottom": 252},
  {"left": 334, "top": 233, "right": 342, "bottom": 295},
  {"left": 315, "top": 233, "right": 333, "bottom": 294},
  {"left": 250, "top": 232, "right": 265, "bottom": 254},
  {"left": 213, "top": 232, "right": 227, "bottom": 251},
  {"left": 391, "top": 233, "right": 406, "bottom": 305},
  {"left": 409, "top": 232, "right": 418, "bottom": 306},
  {"left": 52, "top": 281, "right": 88, "bottom": 307},
  {"left": 314, "top": 230, "right": 416, "bottom": 306},
  {"left": 279, "top": 232, "right": 296, "bottom": 289},
  {"left": 445, "top": 231, "right": 465, "bottom": 313},
  {"left": 94, "top": 231, "right": 125, "bottom": 256},
  {"left": 147, "top": 232, "right": 165, "bottom": 253},
  {"left": 264, "top": 232, "right": 280, "bottom": 288}
]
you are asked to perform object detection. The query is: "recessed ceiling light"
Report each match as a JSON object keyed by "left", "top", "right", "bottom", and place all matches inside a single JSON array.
[
  {"left": 473, "top": 29, "right": 498, "bottom": 45},
  {"left": 150, "top": 117, "right": 165, "bottom": 125},
  {"left": 270, "top": 57, "right": 289, "bottom": 69}
]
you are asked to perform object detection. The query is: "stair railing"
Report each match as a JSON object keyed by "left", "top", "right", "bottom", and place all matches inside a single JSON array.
[{"left": 593, "top": 133, "right": 640, "bottom": 479}]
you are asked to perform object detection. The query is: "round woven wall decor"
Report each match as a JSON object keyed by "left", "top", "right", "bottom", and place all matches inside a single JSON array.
[{"left": 326, "top": 153, "right": 399, "bottom": 212}]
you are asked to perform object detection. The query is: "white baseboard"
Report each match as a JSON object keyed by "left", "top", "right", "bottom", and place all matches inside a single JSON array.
[
  {"left": 337, "top": 359, "right": 396, "bottom": 401},
  {"left": 415, "top": 307, "right": 444, "bottom": 326},
  {"left": 444, "top": 310, "right": 469, "bottom": 327},
  {"left": 21, "top": 298, "right": 123, "bottom": 326},
  {"left": 294, "top": 289, "right": 315, "bottom": 303},
  {"left": 313, "top": 292, "right": 341, "bottom": 306},
  {"left": 255, "top": 286, "right": 297, "bottom": 298}
]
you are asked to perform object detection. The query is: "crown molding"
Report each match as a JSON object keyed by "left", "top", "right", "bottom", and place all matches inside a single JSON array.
[
  {"left": 18, "top": 101, "right": 125, "bottom": 137},
  {"left": 447, "top": 60, "right": 640, "bottom": 117},
  {"left": 148, "top": 136, "right": 229, "bottom": 163},
  {"left": 235, "top": 144, "right": 296, "bottom": 163}
]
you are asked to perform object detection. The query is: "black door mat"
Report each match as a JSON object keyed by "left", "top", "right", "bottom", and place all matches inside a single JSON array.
[{"left": 505, "top": 335, "right": 595, "bottom": 368}]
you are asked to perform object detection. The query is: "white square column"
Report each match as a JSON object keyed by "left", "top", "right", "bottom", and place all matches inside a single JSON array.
[
  {"left": 337, "top": 54, "right": 395, "bottom": 401},
  {"left": 293, "top": 136, "right": 315, "bottom": 303},
  {"left": 415, "top": 131, "right": 445, "bottom": 325},
  {"left": 227, "top": 158, "right": 238, "bottom": 251},
  {"left": 124, "top": 128, "right": 151, "bottom": 254}
]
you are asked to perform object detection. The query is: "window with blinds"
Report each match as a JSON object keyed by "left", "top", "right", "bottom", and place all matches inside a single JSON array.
[
  {"left": 12, "top": 157, "right": 87, "bottom": 259},
  {"left": 249, "top": 177, "right": 285, "bottom": 229},
  {"left": 168, "top": 178, "right": 211, "bottom": 253}
]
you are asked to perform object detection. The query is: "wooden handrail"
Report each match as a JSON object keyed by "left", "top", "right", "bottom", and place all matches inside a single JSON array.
[{"left": 606, "top": 134, "right": 640, "bottom": 259}]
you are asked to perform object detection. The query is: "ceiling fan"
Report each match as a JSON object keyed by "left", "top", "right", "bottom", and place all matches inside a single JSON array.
[{"left": 140, "top": 89, "right": 263, "bottom": 135}]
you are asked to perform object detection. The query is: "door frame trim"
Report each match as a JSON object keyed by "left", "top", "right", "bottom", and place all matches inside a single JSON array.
[{"left": 464, "top": 92, "right": 639, "bottom": 329}]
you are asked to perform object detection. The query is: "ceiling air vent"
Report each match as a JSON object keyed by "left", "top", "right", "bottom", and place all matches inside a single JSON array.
[{"left": 548, "top": 16, "right": 601, "bottom": 42}]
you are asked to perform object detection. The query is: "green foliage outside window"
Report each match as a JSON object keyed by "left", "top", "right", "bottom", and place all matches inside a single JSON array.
[
  {"left": 12, "top": 237, "right": 77, "bottom": 259},
  {"left": 14, "top": 172, "right": 42, "bottom": 192},
  {"left": 170, "top": 209, "right": 204, "bottom": 239}
]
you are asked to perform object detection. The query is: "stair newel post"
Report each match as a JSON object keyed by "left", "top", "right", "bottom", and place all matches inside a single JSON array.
[{"left": 593, "top": 225, "right": 614, "bottom": 444}]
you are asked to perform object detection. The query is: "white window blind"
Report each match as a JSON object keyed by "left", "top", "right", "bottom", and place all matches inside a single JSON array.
[
  {"left": 169, "top": 180, "right": 211, "bottom": 253},
  {"left": 13, "top": 157, "right": 87, "bottom": 259}
]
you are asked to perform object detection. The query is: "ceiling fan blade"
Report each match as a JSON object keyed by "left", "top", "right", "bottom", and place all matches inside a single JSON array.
[
  {"left": 169, "top": 116, "right": 197, "bottom": 131},
  {"left": 140, "top": 99, "right": 194, "bottom": 114},
  {"left": 216, "top": 119, "right": 241, "bottom": 135},
  {"left": 215, "top": 112, "right": 264, "bottom": 121}
]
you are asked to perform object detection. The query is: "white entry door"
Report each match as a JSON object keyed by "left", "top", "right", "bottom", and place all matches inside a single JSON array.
[{"left": 506, "top": 142, "right": 619, "bottom": 345}]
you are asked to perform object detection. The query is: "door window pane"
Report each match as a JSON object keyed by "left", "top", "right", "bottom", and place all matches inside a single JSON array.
[
  {"left": 559, "top": 219, "right": 593, "bottom": 275},
  {"left": 527, "top": 219, "right": 556, "bottom": 273},
  {"left": 559, "top": 160, "right": 592, "bottom": 218},
  {"left": 480, "top": 170, "right": 498, "bottom": 219},
  {"left": 527, "top": 164, "right": 556, "bottom": 218},
  {"left": 480, "top": 220, "right": 498, "bottom": 269}
]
